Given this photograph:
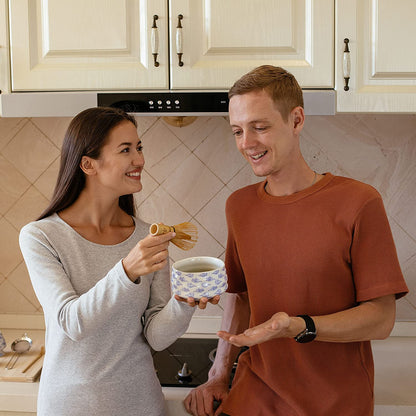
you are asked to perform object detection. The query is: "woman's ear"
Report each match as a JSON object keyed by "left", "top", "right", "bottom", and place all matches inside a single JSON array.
[{"left": 80, "top": 156, "right": 96, "bottom": 176}]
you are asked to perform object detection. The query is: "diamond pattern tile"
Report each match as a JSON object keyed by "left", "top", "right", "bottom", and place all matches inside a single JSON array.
[
  {"left": 134, "top": 169, "right": 159, "bottom": 205},
  {"left": 7, "top": 262, "right": 40, "bottom": 309},
  {"left": 162, "top": 153, "right": 223, "bottom": 216},
  {"left": 34, "top": 157, "right": 60, "bottom": 199},
  {"left": 227, "top": 163, "right": 260, "bottom": 192},
  {"left": 195, "top": 186, "right": 231, "bottom": 246},
  {"left": 396, "top": 298, "right": 416, "bottom": 321},
  {"left": 31, "top": 117, "right": 72, "bottom": 148},
  {"left": 389, "top": 218, "right": 416, "bottom": 269},
  {"left": 5, "top": 186, "right": 49, "bottom": 230},
  {"left": 134, "top": 116, "right": 158, "bottom": 137},
  {"left": 2, "top": 120, "right": 60, "bottom": 182},
  {"left": 0, "top": 280, "right": 38, "bottom": 313},
  {"left": 138, "top": 185, "right": 191, "bottom": 226},
  {"left": 0, "top": 154, "right": 31, "bottom": 215},
  {"left": 0, "top": 217, "right": 22, "bottom": 276},
  {"left": 194, "top": 117, "right": 246, "bottom": 183},
  {"left": 0, "top": 114, "right": 415, "bottom": 321},
  {"left": 163, "top": 116, "right": 219, "bottom": 151},
  {"left": 403, "top": 258, "right": 416, "bottom": 308},
  {"left": 0, "top": 118, "right": 28, "bottom": 150},
  {"left": 141, "top": 119, "right": 182, "bottom": 168},
  {"left": 388, "top": 166, "right": 416, "bottom": 242},
  {"left": 149, "top": 143, "right": 191, "bottom": 184}
]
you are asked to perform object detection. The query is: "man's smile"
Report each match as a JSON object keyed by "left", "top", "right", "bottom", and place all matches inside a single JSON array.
[{"left": 249, "top": 150, "right": 268, "bottom": 161}]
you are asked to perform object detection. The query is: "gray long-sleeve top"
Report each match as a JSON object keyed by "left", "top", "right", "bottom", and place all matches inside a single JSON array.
[{"left": 19, "top": 213, "right": 195, "bottom": 416}]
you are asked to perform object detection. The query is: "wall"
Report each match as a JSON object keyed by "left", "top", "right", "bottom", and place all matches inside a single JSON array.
[{"left": 0, "top": 114, "right": 415, "bottom": 321}]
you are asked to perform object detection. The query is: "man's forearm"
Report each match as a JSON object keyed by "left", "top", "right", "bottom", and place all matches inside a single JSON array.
[
  {"left": 209, "top": 292, "right": 250, "bottom": 382},
  {"left": 218, "top": 294, "right": 396, "bottom": 348},
  {"left": 312, "top": 294, "right": 396, "bottom": 342}
]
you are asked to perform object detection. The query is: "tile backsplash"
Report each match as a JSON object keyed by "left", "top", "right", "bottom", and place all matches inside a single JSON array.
[{"left": 0, "top": 114, "right": 415, "bottom": 321}]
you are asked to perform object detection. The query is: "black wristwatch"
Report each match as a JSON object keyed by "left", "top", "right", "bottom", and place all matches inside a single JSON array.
[{"left": 294, "top": 315, "right": 316, "bottom": 343}]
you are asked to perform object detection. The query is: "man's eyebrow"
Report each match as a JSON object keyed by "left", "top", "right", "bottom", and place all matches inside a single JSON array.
[
  {"left": 230, "top": 119, "right": 269, "bottom": 127},
  {"left": 249, "top": 119, "right": 269, "bottom": 123}
]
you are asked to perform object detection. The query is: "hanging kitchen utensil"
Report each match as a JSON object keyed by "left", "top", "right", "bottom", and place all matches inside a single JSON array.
[
  {"left": 0, "top": 331, "right": 6, "bottom": 357},
  {"left": 5, "top": 333, "right": 32, "bottom": 370},
  {"left": 149, "top": 222, "right": 198, "bottom": 251}
]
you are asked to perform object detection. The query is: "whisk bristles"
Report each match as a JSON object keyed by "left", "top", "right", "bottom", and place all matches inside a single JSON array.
[{"left": 149, "top": 222, "right": 198, "bottom": 250}]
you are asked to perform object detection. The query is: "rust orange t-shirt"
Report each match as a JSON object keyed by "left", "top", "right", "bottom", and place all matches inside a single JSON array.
[{"left": 223, "top": 173, "right": 408, "bottom": 416}]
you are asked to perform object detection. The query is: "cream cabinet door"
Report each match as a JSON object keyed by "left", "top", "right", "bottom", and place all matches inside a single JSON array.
[
  {"left": 9, "top": 0, "right": 168, "bottom": 91},
  {"left": 169, "top": 0, "right": 334, "bottom": 89},
  {"left": 336, "top": 0, "right": 416, "bottom": 112}
]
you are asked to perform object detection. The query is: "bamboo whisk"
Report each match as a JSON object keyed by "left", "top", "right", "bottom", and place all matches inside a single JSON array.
[{"left": 149, "top": 222, "right": 198, "bottom": 251}]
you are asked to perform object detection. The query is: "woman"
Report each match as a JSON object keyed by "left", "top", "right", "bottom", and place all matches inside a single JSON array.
[{"left": 19, "top": 107, "right": 216, "bottom": 416}]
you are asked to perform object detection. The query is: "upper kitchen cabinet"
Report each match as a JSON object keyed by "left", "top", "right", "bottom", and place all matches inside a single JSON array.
[
  {"left": 336, "top": 0, "right": 416, "bottom": 112},
  {"left": 8, "top": 0, "right": 334, "bottom": 92},
  {"left": 169, "top": 0, "right": 334, "bottom": 89},
  {"left": 9, "top": 0, "right": 169, "bottom": 90}
]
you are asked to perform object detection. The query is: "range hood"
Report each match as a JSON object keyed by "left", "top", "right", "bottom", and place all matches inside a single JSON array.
[{"left": 0, "top": 90, "right": 335, "bottom": 117}]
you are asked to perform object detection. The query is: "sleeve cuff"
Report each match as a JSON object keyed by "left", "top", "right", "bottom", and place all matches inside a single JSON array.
[{"left": 115, "top": 259, "right": 141, "bottom": 287}]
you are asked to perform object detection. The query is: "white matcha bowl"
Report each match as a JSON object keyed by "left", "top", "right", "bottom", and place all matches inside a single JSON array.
[{"left": 171, "top": 256, "right": 228, "bottom": 300}]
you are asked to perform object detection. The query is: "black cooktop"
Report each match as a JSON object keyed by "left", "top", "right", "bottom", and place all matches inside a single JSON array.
[
  {"left": 152, "top": 337, "right": 248, "bottom": 388},
  {"left": 152, "top": 337, "right": 218, "bottom": 387}
]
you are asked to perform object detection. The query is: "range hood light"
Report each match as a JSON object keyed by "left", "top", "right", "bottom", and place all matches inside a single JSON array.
[{"left": 163, "top": 116, "right": 198, "bottom": 127}]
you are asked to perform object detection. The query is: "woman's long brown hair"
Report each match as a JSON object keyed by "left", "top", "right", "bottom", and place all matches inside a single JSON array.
[{"left": 37, "top": 107, "right": 137, "bottom": 220}]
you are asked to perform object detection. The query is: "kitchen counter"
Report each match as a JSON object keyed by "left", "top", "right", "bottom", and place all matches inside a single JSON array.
[
  {"left": 0, "top": 383, "right": 192, "bottom": 416},
  {"left": 1, "top": 315, "right": 416, "bottom": 415}
]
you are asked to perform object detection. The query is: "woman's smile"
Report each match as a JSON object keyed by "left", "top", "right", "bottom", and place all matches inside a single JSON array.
[{"left": 126, "top": 169, "right": 142, "bottom": 180}]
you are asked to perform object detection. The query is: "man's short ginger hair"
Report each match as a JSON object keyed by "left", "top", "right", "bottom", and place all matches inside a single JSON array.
[{"left": 228, "top": 65, "right": 304, "bottom": 121}]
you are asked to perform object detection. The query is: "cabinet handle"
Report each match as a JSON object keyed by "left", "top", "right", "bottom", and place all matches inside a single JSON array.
[
  {"left": 176, "top": 14, "right": 184, "bottom": 67},
  {"left": 151, "top": 15, "right": 160, "bottom": 67},
  {"left": 343, "top": 38, "right": 350, "bottom": 91}
]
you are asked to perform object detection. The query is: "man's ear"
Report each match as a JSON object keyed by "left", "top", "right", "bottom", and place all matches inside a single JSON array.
[
  {"left": 291, "top": 106, "right": 305, "bottom": 131},
  {"left": 80, "top": 156, "right": 96, "bottom": 176}
]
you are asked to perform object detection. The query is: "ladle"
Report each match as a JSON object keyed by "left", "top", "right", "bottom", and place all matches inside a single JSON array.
[{"left": 5, "top": 333, "right": 32, "bottom": 370}]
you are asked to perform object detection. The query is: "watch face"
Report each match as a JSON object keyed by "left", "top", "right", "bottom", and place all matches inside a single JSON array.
[{"left": 297, "top": 332, "right": 316, "bottom": 343}]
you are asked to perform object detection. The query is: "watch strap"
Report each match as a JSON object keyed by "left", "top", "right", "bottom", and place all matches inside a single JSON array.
[{"left": 294, "top": 314, "right": 316, "bottom": 343}]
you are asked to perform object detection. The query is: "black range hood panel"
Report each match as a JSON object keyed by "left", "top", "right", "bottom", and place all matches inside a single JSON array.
[{"left": 98, "top": 92, "right": 229, "bottom": 116}]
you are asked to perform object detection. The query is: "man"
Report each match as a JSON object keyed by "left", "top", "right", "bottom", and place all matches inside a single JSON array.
[{"left": 183, "top": 65, "right": 408, "bottom": 416}]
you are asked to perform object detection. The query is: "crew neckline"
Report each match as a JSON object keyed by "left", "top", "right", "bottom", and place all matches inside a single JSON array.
[
  {"left": 257, "top": 172, "right": 334, "bottom": 204},
  {"left": 53, "top": 212, "right": 138, "bottom": 247}
]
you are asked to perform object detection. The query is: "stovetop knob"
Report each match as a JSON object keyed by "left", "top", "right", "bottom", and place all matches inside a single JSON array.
[{"left": 177, "top": 362, "right": 192, "bottom": 378}]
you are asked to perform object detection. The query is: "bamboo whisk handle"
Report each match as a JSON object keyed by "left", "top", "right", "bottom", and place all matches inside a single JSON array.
[{"left": 149, "top": 223, "right": 175, "bottom": 236}]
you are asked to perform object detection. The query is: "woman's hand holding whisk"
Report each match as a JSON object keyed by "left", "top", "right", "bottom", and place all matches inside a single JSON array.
[{"left": 122, "top": 232, "right": 175, "bottom": 282}]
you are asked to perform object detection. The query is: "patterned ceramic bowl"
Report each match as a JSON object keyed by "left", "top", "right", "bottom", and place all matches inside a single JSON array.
[{"left": 171, "top": 256, "right": 228, "bottom": 300}]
